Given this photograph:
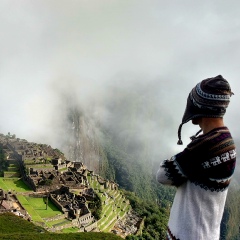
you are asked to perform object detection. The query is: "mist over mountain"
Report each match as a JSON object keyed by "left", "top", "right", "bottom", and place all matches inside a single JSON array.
[
  {"left": 0, "top": 2, "right": 240, "bottom": 239},
  {"left": 0, "top": 1, "right": 240, "bottom": 185}
]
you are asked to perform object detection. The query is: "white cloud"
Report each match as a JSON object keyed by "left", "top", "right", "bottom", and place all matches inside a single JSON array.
[{"left": 0, "top": 0, "right": 239, "bottom": 165}]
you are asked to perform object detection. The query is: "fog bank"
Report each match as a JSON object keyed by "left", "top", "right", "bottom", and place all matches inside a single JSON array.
[{"left": 0, "top": 1, "right": 239, "bottom": 171}]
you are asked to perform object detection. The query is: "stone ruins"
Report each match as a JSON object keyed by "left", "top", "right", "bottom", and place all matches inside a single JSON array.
[{"left": 0, "top": 133, "right": 142, "bottom": 236}]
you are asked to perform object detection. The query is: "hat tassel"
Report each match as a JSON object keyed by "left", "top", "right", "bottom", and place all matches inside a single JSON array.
[
  {"left": 177, "top": 123, "right": 183, "bottom": 145},
  {"left": 190, "top": 129, "right": 202, "bottom": 141}
]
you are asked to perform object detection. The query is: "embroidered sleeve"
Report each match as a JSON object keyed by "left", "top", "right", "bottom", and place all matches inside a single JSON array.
[{"left": 156, "top": 156, "right": 187, "bottom": 187}]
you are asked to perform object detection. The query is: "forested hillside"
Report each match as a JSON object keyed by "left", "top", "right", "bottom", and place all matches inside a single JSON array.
[
  {"left": 62, "top": 79, "right": 175, "bottom": 201},
  {"left": 58, "top": 79, "right": 240, "bottom": 240}
]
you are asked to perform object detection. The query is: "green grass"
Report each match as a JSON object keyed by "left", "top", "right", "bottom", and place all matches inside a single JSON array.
[
  {"left": 0, "top": 178, "right": 32, "bottom": 192},
  {"left": 0, "top": 233, "right": 123, "bottom": 240},
  {"left": 24, "top": 160, "right": 37, "bottom": 165},
  {"left": 105, "top": 206, "right": 114, "bottom": 215},
  {"left": 99, "top": 194, "right": 107, "bottom": 202},
  {"left": 17, "top": 195, "right": 62, "bottom": 221},
  {"left": 47, "top": 218, "right": 71, "bottom": 227},
  {"left": 17, "top": 195, "right": 44, "bottom": 222},
  {"left": 61, "top": 227, "right": 80, "bottom": 233},
  {"left": 0, "top": 174, "right": 131, "bottom": 237},
  {"left": 0, "top": 212, "right": 46, "bottom": 234},
  {"left": 26, "top": 196, "right": 62, "bottom": 218},
  {"left": 103, "top": 219, "right": 118, "bottom": 232},
  {"left": 0, "top": 213, "right": 122, "bottom": 240},
  {"left": 7, "top": 166, "right": 18, "bottom": 171},
  {"left": 59, "top": 167, "right": 68, "bottom": 171},
  {"left": 88, "top": 178, "right": 131, "bottom": 232}
]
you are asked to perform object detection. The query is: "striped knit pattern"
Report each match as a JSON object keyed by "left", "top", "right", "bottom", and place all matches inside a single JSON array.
[
  {"left": 163, "top": 126, "right": 235, "bottom": 192},
  {"left": 157, "top": 126, "right": 236, "bottom": 240},
  {"left": 178, "top": 75, "right": 233, "bottom": 145},
  {"left": 191, "top": 82, "right": 230, "bottom": 113}
]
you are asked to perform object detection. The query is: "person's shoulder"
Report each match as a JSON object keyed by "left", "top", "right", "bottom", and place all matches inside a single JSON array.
[
  {"left": 187, "top": 126, "right": 233, "bottom": 149},
  {"left": 199, "top": 126, "right": 232, "bottom": 141},
  {"left": 207, "top": 126, "right": 233, "bottom": 141}
]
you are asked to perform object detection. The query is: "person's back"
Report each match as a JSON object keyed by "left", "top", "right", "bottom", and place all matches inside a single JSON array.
[{"left": 156, "top": 75, "right": 236, "bottom": 240}]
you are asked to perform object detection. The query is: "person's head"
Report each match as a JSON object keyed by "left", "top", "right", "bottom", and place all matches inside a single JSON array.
[{"left": 177, "top": 75, "right": 233, "bottom": 145}]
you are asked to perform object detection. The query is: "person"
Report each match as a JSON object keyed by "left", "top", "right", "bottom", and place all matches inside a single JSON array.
[{"left": 156, "top": 75, "right": 236, "bottom": 240}]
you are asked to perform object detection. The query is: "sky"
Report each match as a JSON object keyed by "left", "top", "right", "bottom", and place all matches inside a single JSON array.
[{"left": 0, "top": 0, "right": 240, "bottom": 165}]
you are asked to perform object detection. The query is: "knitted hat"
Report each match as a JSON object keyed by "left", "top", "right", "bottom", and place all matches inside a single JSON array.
[{"left": 177, "top": 75, "right": 233, "bottom": 145}]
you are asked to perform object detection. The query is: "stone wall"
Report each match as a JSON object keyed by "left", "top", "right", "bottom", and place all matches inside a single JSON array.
[
  {"left": 3, "top": 172, "right": 20, "bottom": 178},
  {"left": 49, "top": 222, "right": 74, "bottom": 231},
  {"left": 49, "top": 195, "right": 65, "bottom": 213},
  {"left": 43, "top": 213, "right": 66, "bottom": 222},
  {"left": 78, "top": 212, "right": 93, "bottom": 226},
  {"left": 23, "top": 176, "right": 37, "bottom": 191},
  {"left": 84, "top": 221, "right": 97, "bottom": 232}
]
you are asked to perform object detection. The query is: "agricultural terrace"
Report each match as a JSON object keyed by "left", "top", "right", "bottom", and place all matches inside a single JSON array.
[
  {"left": 0, "top": 147, "right": 132, "bottom": 234},
  {"left": 88, "top": 176, "right": 131, "bottom": 232},
  {"left": 24, "top": 158, "right": 53, "bottom": 169}
]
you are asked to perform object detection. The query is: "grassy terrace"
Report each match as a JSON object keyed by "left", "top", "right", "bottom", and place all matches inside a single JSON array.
[
  {"left": 17, "top": 195, "right": 63, "bottom": 222},
  {"left": 7, "top": 166, "right": 18, "bottom": 171},
  {"left": 0, "top": 177, "right": 32, "bottom": 192},
  {"left": 91, "top": 179, "right": 100, "bottom": 190},
  {"left": 91, "top": 183, "right": 131, "bottom": 232},
  {"left": 47, "top": 218, "right": 71, "bottom": 228},
  {"left": 17, "top": 195, "right": 44, "bottom": 223},
  {"left": 61, "top": 227, "right": 80, "bottom": 233},
  {"left": 0, "top": 166, "right": 130, "bottom": 235},
  {"left": 3, "top": 162, "right": 20, "bottom": 178},
  {"left": 0, "top": 161, "right": 31, "bottom": 192},
  {"left": 0, "top": 176, "right": 66, "bottom": 228}
]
